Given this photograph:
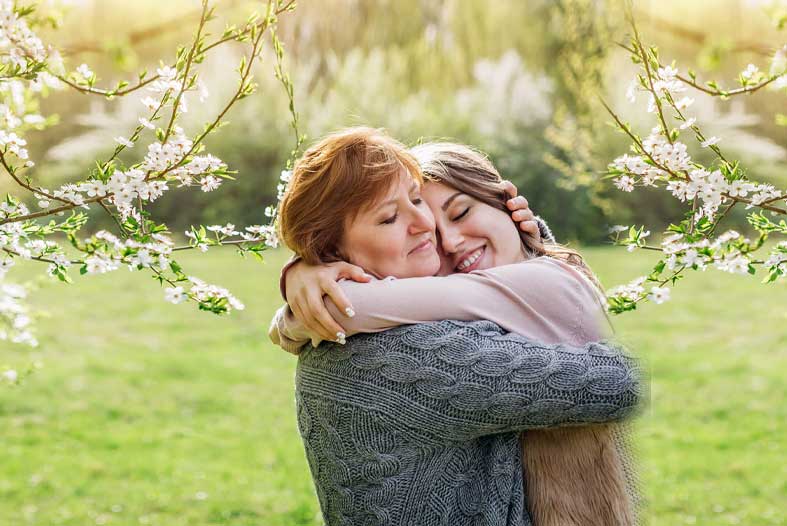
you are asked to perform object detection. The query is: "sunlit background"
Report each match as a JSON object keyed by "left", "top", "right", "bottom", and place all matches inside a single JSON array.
[
  {"left": 11, "top": 0, "right": 786, "bottom": 241},
  {"left": 2, "top": 1, "right": 786, "bottom": 525}
]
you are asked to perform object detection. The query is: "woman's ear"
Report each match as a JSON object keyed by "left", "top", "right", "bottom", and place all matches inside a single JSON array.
[
  {"left": 329, "top": 237, "right": 352, "bottom": 264},
  {"left": 326, "top": 247, "right": 344, "bottom": 263}
]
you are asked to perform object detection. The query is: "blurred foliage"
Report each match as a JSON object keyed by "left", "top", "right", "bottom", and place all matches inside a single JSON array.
[{"left": 5, "top": 0, "right": 786, "bottom": 243}]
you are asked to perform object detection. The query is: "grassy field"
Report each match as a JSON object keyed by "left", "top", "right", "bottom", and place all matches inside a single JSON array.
[{"left": 1, "top": 247, "right": 785, "bottom": 526}]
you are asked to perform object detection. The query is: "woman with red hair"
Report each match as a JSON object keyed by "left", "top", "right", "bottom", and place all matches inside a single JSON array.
[{"left": 271, "top": 127, "right": 641, "bottom": 526}]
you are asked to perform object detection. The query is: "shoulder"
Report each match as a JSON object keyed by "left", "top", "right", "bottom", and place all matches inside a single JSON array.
[
  {"left": 297, "top": 320, "right": 552, "bottom": 373},
  {"left": 480, "top": 257, "right": 601, "bottom": 304},
  {"left": 474, "top": 256, "right": 584, "bottom": 284}
]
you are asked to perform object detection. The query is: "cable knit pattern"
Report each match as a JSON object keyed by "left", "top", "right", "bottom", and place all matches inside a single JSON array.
[{"left": 296, "top": 320, "right": 641, "bottom": 526}]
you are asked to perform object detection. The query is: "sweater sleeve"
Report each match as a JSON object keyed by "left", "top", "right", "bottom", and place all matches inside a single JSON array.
[
  {"left": 296, "top": 320, "right": 642, "bottom": 443},
  {"left": 536, "top": 215, "right": 555, "bottom": 243},
  {"left": 273, "top": 257, "right": 608, "bottom": 354}
]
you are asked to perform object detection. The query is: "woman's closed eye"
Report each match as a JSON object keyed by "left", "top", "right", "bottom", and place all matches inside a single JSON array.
[
  {"left": 380, "top": 212, "right": 398, "bottom": 225},
  {"left": 381, "top": 197, "right": 423, "bottom": 225},
  {"left": 451, "top": 206, "right": 471, "bottom": 221}
]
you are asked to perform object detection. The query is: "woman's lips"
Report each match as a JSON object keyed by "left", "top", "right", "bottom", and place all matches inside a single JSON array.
[
  {"left": 455, "top": 245, "right": 486, "bottom": 273},
  {"left": 409, "top": 239, "right": 433, "bottom": 255}
]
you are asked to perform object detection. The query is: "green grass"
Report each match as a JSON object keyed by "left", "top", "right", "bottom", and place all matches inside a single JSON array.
[{"left": 1, "top": 247, "right": 785, "bottom": 526}]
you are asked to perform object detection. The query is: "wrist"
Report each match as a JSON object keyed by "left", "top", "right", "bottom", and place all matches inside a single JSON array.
[{"left": 280, "top": 255, "right": 302, "bottom": 301}]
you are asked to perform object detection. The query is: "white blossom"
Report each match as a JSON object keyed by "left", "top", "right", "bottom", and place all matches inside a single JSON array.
[
  {"left": 607, "top": 276, "right": 647, "bottom": 301},
  {"left": 729, "top": 256, "right": 751, "bottom": 274},
  {"left": 614, "top": 175, "right": 635, "bottom": 192},
  {"left": 700, "top": 136, "right": 720, "bottom": 148},
  {"left": 625, "top": 80, "right": 637, "bottom": 103},
  {"left": 24, "top": 114, "right": 45, "bottom": 125},
  {"left": 219, "top": 223, "right": 237, "bottom": 236},
  {"left": 749, "top": 184, "right": 781, "bottom": 206},
  {"left": 741, "top": 63, "right": 759, "bottom": 80},
  {"left": 80, "top": 180, "right": 107, "bottom": 198},
  {"left": 84, "top": 254, "right": 120, "bottom": 274},
  {"left": 771, "top": 45, "right": 787, "bottom": 75},
  {"left": 149, "top": 66, "right": 180, "bottom": 94},
  {"left": 199, "top": 176, "right": 221, "bottom": 192},
  {"left": 666, "top": 179, "right": 690, "bottom": 201},
  {"left": 647, "top": 286, "right": 671, "bottom": 304},
  {"left": 76, "top": 63, "right": 93, "bottom": 79},
  {"left": 682, "top": 248, "right": 706, "bottom": 269},
  {"left": 164, "top": 286, "right": 187, "bottom": 304},
  {"left": 641, "top": 131, "right": 692, "bottom": 172},
  {"left": 140, "top": 96, "right": 159, "bottom": 111},
  {"left": 114, "top": 136, "right": 134, "bottom": 148},
  {"left": 245, "top": 224, "right": 279, "bottom": 248},
  {"left": 186, "top": 276, "right": 245, "bottom": 312},
  {"left": 653, "top": 65, "right": 686, "bottom": 94},
  {"left": 728, "top": 179, "right": 755, "bottom": 198},
  {"left": 674, "top": 96, "right": 694, "bottom": 109}
]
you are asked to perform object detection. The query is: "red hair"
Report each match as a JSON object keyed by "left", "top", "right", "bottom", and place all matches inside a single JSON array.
[{"left": 278, "top": 127, "right": 423, "bottom": 264}]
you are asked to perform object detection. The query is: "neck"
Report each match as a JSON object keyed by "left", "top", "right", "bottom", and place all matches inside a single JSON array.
[{"left": 517, "top": 244, "right": 531, "bottom": 262}]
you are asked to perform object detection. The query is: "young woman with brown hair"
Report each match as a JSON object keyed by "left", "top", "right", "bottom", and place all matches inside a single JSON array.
[{"left": 270, "top": 127, "right": 642, "bottom": 526}]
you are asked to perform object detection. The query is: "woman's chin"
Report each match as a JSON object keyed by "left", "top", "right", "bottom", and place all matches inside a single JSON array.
[
  {"left": 424, "top": 257, "right": 442, "bottom": 276},
  {"left": 417, "top": 255, "right": 441, "bottom": 277},
  {"left": 389, "top": 256, "right": 440, "bottom": 278},
  {"left": 406, "top": 251, "right": 441, "bottom": 275}
]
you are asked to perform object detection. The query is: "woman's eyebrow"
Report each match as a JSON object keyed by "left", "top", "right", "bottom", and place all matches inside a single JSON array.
[
  {"left": 441, "top": 192, "right": 464, "bottom": 211},
  {"left": 378, "top": 182, "right": 419, "bottom": 208}
]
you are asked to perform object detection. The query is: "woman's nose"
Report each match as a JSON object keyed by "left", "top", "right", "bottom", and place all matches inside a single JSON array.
[
  {"left": 439, "top": 226, "right": 464, "bottom": 254},
  {"left": 408, "top": 205, "right": 435, "bottom": 235}
]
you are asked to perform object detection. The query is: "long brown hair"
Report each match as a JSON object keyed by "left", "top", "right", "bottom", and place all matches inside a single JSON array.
[
  {"left": 278, "top": 127, "right": 423, "bottom": 264},
  {"left": 409, "top": 142, "right": 604, "bottom": 292}
]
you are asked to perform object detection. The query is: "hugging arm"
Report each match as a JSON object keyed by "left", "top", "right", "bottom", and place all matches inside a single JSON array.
[
  {"left": 270, "top": 258, "right": 604, "bottom": 354},
  {"left": 297, "top": 320, "right": 642, "bottom": 443}
]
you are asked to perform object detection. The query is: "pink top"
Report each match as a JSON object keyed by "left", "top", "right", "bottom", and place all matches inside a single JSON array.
[{"left": 269, "top": 256, "right": 611, "bottom": 354}]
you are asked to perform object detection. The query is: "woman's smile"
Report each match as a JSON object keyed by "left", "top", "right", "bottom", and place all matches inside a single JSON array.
[
  {"left": 455, "top": 245, "right": 486, "bottom": 272},
  {"left": 409, "top": 237, "right": 435, "bottom": 255}
]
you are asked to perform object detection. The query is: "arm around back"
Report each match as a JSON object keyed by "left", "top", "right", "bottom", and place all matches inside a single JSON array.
[{"left": 296, "top": 319, "right": 643, "bottom": 445}]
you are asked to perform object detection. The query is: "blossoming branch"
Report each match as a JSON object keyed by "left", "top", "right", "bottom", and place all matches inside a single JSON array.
[
  {"left": 0, "top": 0, "right": 299, "bottom": 359},
  {"left": 603, "top": 15, "right": 787, "bottom": 314}
]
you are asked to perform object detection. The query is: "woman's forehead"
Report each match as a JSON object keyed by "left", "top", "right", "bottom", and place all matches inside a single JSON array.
[
  {"left": 384, "top": 169, "right": 420, "bottom": 196},
  {"left": 358, "top": 169, "right": 418, "bottom": 213},
  {"left": 423, "top": 181, "right": 467, "bottom": 203}
]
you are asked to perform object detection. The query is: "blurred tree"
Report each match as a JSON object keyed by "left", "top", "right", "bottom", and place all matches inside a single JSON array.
[{"left": 9, "top": 0, "right": 784, "bottom": 242}]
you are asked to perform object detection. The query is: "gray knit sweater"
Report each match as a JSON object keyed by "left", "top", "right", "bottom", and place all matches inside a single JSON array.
[{"left": 295, "top": 320, "right": 642, "bottom": 526}]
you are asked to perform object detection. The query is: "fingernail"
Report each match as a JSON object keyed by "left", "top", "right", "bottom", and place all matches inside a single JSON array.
[
  {"left": 345, "top": 307, "right": 355, "bottom": 317},
  {"left": 336, "top": 331, "right": 346, "bottom": 345}
]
